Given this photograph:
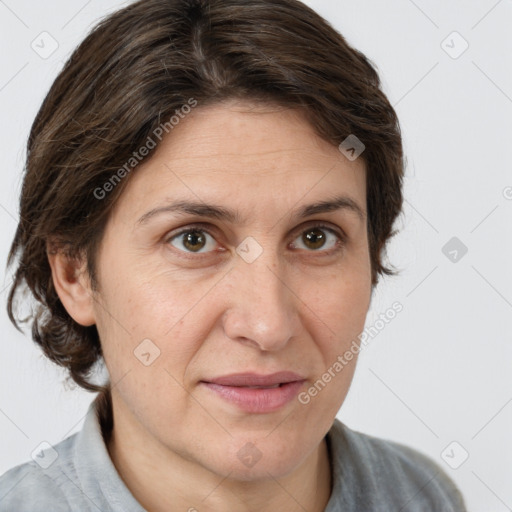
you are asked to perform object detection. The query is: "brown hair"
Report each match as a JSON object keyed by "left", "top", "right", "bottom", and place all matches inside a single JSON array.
[{"left": 6, "top": 0, "right": 404, "bottom": 417}]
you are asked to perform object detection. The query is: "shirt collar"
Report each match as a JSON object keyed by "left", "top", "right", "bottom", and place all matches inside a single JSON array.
[
  {"left": 76, "top": 396, "right": 347, "bottom": 511},
  {"left": 73, "top": 398, "right": 146, "bottom": 511}
]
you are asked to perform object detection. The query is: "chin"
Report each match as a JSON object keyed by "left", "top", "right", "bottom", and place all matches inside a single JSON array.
[{"left": 204, "top": 436, "right": 311, "bottom": 483}]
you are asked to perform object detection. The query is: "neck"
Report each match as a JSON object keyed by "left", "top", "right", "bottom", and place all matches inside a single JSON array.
[{"left": 105, "top": 399, "right": 332, "bottom": 512}]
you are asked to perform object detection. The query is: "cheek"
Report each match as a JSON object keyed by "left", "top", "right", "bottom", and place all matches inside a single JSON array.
[
  {"left": 305, "top": 263, "right": 371, "bottom": 337},
  {"left": 300, "top": 273, "right": 368, "bottom": 414},
  {"left": 96, "top": 253, "right": 200, "bottom": 334},
  {"left": 95, "top": 269, "right": 216, "bottom": 384},
  {"left": 94, "top": 277, "right": 204, "bottom": 423}
]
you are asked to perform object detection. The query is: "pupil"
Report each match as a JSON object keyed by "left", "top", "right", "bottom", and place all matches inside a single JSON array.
[
  {"left": 184, "top": 231, "right": 205, "bottom": 252},
  {"left": 304, "top": 229, "right": 325, "bottom": 249}
]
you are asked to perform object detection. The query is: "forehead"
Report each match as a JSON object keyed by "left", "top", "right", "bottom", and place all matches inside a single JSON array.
[{"left": 111, "top": 100, "right": 367, "bottom": 222}]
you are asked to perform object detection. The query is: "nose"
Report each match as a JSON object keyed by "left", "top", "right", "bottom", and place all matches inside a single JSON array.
[{"left": 222, "top": 255, "right": 301, "bottom": 352}]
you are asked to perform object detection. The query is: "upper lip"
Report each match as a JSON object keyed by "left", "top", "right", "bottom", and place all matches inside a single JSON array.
[{"left": 203, "top": 372, "right": 305, "bottom": 387}]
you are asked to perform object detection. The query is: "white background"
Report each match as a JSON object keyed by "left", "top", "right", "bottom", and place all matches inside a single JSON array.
[{"left": 0, "top": 1, "right": 511, "bottom": 511}]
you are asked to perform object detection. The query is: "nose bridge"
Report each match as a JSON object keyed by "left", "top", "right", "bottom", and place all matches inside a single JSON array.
[{"left": 223, "top": 245, "right": 299, "bottom": 351}]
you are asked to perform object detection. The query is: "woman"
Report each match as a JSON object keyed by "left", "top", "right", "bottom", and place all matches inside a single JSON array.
[{"left": 0, "top": 0, "right": 466, "bottom": 510}]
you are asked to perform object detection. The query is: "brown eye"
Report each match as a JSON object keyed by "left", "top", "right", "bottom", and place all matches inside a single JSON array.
[
  {"left": 168, "top": 229, "right": 216, "bottom": 253},
  {"left": 182, "top": 231, "right": 206, "bottom": 252},
  {"left": 292, "top": 225, "right": 342, "bottom": 253},
  {"left": 302, "top": 228, "right": 327, "bottom": 250}
]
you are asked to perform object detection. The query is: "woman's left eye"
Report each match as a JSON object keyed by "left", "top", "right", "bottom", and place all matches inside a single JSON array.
[
  {"left": 166, "top": 224, "right": 344, "bottom": 255},
  {"left": 290, "top": 226, "right": 343, "bottom": 253}
]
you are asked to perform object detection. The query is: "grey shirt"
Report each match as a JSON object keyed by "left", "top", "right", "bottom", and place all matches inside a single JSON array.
[{"left": 0, "top": 398, "right": 466, "bottom": 511}]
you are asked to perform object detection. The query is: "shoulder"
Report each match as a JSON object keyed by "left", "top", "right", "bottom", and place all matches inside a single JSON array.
[
  {"left": 0, "top": 461, "right": 70, "bottom": 511},
  {"left": 327, "top": 420, "right": 467, "bottom": 511},
  {"left": 0, "top": 435, "right": 80, "bottom": 511}
]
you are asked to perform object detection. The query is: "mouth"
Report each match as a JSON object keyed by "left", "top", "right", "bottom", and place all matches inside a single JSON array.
[{"left": 200, "top": 372, "right": 306, "bottom": 413}]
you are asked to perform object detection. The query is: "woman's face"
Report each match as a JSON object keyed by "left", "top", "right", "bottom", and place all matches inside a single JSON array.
[{"left": 91, "top": 100, "right": 372, "bottom": 480}]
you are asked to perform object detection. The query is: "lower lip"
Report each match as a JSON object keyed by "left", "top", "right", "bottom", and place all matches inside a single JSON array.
[{"left": 202, "top": 381, "right": 305, "bottom": 413}]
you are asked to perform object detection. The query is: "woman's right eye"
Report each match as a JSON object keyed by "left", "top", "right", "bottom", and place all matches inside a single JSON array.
[{"left": 167, "top": 228, "right": 219, "bottom": 254}]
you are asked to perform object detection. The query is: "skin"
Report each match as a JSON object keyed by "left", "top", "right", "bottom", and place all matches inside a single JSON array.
[{"left": 49, "top": 99, "right": 372, "bottom": 512}]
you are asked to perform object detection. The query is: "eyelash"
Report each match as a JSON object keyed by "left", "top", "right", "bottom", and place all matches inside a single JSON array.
[{"left": 165, "top": 222, "right": 346, "bottom": 259}]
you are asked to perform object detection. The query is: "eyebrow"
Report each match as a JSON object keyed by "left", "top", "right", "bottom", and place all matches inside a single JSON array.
[{"left": 136, "top": 195, "right": 366, "bottom": 226}]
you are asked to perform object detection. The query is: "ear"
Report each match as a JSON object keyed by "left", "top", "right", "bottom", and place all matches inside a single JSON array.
[{"left": 47, "top": 243, "right": 96, "bottom": 327}]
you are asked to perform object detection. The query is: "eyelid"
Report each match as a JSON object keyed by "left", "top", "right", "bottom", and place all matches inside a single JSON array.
[
  {"left": 290, "top": 221, "right": 346, "bottom": 241},
  {"left": 165, "top": 222, "right": 221, "bottom": 245}
]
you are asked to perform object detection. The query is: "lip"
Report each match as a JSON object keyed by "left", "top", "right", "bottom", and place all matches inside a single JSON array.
[
  {"left": 201, "top": 372, "right": 306, "bottom": 414},
  {"left": 206, "top": 371, "right": 305, "bottom": 387}
]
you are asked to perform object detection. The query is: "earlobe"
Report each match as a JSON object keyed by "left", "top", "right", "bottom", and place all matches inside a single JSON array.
[{"left": 47, "top": 246, "right": 96, "bottom": 327}]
